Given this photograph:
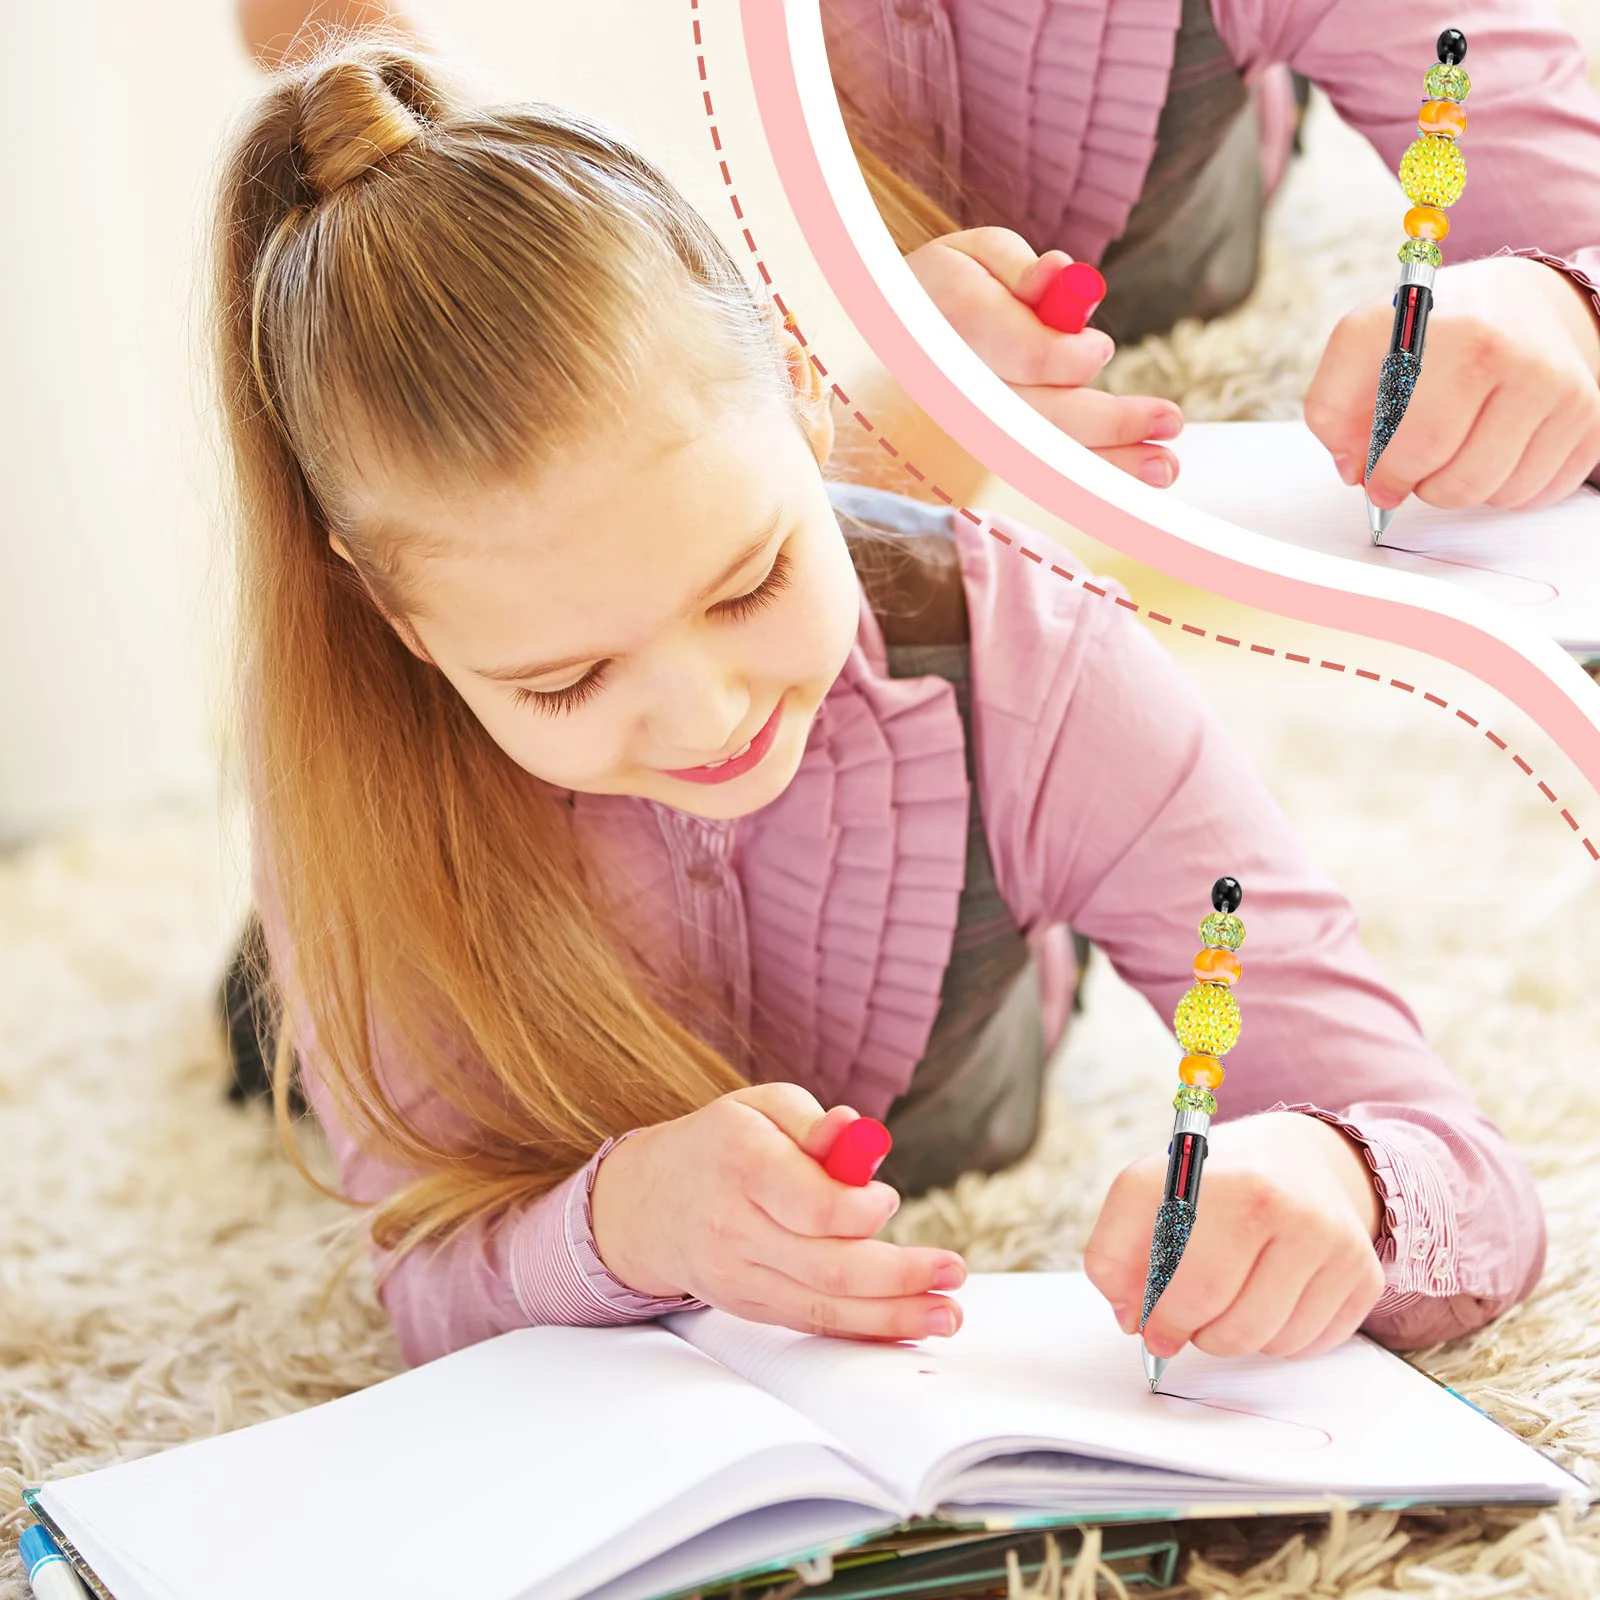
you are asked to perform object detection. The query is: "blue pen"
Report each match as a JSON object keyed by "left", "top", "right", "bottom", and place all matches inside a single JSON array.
[{"left": 19, "top": 1525, "right": 90, "bottom": 1600}]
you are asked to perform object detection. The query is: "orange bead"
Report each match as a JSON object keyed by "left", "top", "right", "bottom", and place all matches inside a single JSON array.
[
  {"left": 1418, "top": 98, "right": 1467, "bottom": 139},
  {"left": 1404, "top": 205, "right": 1450, "bottom": 242},
  {"left": 1193, "top": 946, "right": 1242, "bottom": 986},
  {"left": 1179, "top": 1053, "right": 1225, "bottom": 1089}
]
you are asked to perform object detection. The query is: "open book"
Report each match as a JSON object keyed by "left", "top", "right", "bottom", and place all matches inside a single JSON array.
[
  {"left": 28, "top": 1274, "right": 1584, "bottom": 1600},
  {"left": 1166, "top": 421, "right": 1600, "bottom": 652}
]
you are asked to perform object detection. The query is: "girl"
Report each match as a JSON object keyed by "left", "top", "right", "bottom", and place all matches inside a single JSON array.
[{"left": 219, "top": 35, "right": 1544, "bottom": 1370}]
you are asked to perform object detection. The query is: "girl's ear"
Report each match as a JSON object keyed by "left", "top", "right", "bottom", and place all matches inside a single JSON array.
[
  {"left": 329, "top": 534, "right": 435, "bottom": 664},
  {"left": 767, "top": 302, "right": 836, "bottom": 467}
]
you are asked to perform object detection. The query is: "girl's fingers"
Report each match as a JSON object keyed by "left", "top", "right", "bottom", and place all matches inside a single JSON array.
[
  {"left": 746, "top": 1144, "right": 901, "bottom": 1240},
  {"left": 1013, "top": 384, "right": 1183, "bottom": 453},
  {"left": 1409, "top": 380, "right": 1541, "bottom": 511},
  {"left": 1093, "top": 442, "right": 1182, "bottom": 488},
  {"left": 1525, "top": 424, "right": 1600, "bottom": 510},
  {"left": 737, "top": 1261, "right": 962, "bottom": 1342},
  {"left": 1288, "top": 1269, "right": 1387, "bottom": 1361},
  {"left": 1187, "top": 1232, "right": 1322, "bottom": 1359},
  {"left": 762, "top": 1230, "right": 967, "bottom": 1306},
  {"left": 1484, "top": 396, "right": 1591, "bottom": 509}
]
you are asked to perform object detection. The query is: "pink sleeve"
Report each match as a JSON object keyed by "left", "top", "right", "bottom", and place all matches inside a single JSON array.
[
  {"left": 251, "top": 844, "right": 702, "bottom": 1367},
  {"left": 960, "top": 517, "right": 1546, "bottom": 1350},
  {"left": 1215, "top": 0, "right": 1600, "bottom": 486}
]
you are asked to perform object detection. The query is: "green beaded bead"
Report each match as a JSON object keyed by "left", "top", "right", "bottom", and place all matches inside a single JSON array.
[
  {"left": 1400, "top": 135, "right": 1466, "bottom": 207},
  {"left": 1199, "top": 911, "right": 1245, "bottom": 951},
  {"left": 1175, "top": 982, "right": 1241, "bottom": 1056},
  {"left": 1173, "top": 1085, "right": 1218, "bottom": 1116},
  {"left": 1398, "top": 237, "right": 1443, "bottom": 268},
  {"left": 1423, "top": 62, "right": 1470, "bottom": 102}
]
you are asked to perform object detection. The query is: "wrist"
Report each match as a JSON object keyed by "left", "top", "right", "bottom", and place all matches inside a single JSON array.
[
  {"left": 1294, "top": 1113, "right": 1384, "bottom": 1242},
  {"left": 588, "top": 1125, "right": 685, "bottom": 1299}
]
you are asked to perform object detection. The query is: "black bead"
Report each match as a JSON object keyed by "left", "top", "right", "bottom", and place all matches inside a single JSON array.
[
  {"left": 1211, "top": 876, "right": 1243, "bottom": 913},
  {"left": 1436, "top": 28, "right": 1467, "bottom": 65}
]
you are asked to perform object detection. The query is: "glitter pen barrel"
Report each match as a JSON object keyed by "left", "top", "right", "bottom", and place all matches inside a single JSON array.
[
  {"left": 1364, "top": 28, "right": 1471, "bottom": 541},
  {"left": 1139, "top": 876, "right": 1246, "bottom": 1392}
]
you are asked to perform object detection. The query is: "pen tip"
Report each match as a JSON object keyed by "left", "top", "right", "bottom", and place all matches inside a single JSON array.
[
  {"left": 1148, "top": 1378, "right": 1158, "bottom": 1392},
  {"left": 1365, "top": 496, "right": 1395, "bottom": 540}
]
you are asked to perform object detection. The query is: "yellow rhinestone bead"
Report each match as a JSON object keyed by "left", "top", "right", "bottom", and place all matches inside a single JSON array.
[
  {"left": 1424, "top": 62, "right": 1470, "bottom": 102},
  {"left": 1400, "top": 135, "right": 1466, "bottom": 208},
  {"left": 1174, "top": 1085, "right": 1217, "bottom": 1116},
  {"left": 1199, "top": 911, "right": 1245, "bottom": 951},
  {"left": 1174, "top": 982, "right": 1240, "bottom": 1056},
  {"left": 1398, "top": 237, "right": 1443, "bottom": 269}
]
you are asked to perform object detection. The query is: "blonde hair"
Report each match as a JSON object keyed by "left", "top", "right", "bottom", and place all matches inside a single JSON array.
[
  {"left": 213, "top": 34, "right": 801, "bottom": 1261},
  {"left": 215, "top": 31, "right": 963, "bottom": 1268}
]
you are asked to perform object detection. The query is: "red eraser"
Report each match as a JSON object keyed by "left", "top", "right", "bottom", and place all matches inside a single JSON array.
[
  {"left": 1035, "top": 260, "right": 1107, "bottom": 335},
  {"left": 821, "top": 1117, "right": 893, "bottom": 1186}
]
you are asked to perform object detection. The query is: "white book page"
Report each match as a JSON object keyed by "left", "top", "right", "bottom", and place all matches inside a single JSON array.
[
  {"left": 669, "top": 1274, "right": 1581, "bottom": 1516},
  {"left": 1166, "top": 421, "right": 1600, "bottom": 650},
  {"left": 38, "top": 1324, "right": 896, "bottom": 1600}
]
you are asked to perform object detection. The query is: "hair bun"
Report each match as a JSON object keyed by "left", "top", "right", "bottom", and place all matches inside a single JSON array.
[{"left": 294, "top": 45, "right": 449, "bottom": 199}]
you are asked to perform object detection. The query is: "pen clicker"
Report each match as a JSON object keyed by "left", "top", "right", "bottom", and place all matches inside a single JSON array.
[
  {"left": 1364, "top": 28, "right": 1471, "bottom": 540},
  {"left": 1139, "top": 877, "right": 1246, "bottom": 1391}
]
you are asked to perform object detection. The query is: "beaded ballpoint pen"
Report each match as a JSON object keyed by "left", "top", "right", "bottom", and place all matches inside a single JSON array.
[
  {"left": 1140, "top": 877, "right": 1246, "bottom": 1391},
  {"left": 1364, "top": 28, "right": 1472, "bottom": 541}
]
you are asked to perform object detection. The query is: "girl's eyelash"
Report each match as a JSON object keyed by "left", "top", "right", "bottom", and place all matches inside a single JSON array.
[
  {"left": 513, "top": 549, "right": 794, "bottom": 715},
  {"left": 715, "top": 549, "right": 793, "bottom": 622},
  {"left": 512, "top": 664, "right": 609, "bottom": 715}
]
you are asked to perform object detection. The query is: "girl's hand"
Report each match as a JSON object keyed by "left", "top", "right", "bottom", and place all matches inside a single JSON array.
[
  {"left": 1083, "top": 1112, "right": 1387, "bottom": 1363},
  {"left": 1305, "top": 256, "right": 1600, "bottom": 513},
  {"left": 589, "top": 1084, "right": 968, "bottom": 1340},
  {"left": 905, "top": 228, "right": 1186, "bottom": 487}
]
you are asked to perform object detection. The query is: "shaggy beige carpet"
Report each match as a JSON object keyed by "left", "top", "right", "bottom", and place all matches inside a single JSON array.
[{"left": 5, "top": 47, "right": 1600, "bottom": 1600}]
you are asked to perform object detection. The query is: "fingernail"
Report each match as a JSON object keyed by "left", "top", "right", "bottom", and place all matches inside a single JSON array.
[
  {"left": 934, "top": 1260, "right": 966, "bottom": 1290},
  {"left": 1139, "top": 457, "right": 1174, "bottom": 488},
  {"left": 1148, "top": 411, "right": 1182, "bottom": 441},
  {"left": 927, "top": 1306, "right": 958, "bottom": 1337},
  {"left": 1333, "top": 453, "right": 1356, "bottom": 484},
  {"left": 1091, "top": 334, "right": 1116, "bottom": 366}
]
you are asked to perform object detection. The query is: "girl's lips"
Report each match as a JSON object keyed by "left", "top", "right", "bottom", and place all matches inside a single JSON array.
[{"left": 662, "top": 700, "right": 783, "bottom": 785}]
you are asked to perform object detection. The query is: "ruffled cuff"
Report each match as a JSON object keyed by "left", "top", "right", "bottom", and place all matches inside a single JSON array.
[
  {"left": 508, "top": 1130, "right": 708, "bottom": 1327},
  {"left": 1491, "top": 246, "right": 1600, "bottom": 489}
]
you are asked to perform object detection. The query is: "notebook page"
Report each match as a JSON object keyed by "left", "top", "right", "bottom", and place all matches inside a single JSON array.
[
  {"left": 668, "top": 1274, "right": 1581, "bottom": 1516},
  {"left": 1165, "top": 421, "right": 1600, "bottom": 650},
  {"left": 37, "top": 1324, "right": 897, "bottom": 1600}
]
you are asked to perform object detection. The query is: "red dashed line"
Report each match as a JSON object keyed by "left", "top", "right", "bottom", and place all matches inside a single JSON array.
[{"left": 687, "top": 0, "right": 1594, "bottom": 867}]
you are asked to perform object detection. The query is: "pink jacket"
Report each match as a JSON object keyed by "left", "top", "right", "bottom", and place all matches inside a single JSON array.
[{"left": 258, "top": 508, "right": 1546, "bottom": 1367}]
